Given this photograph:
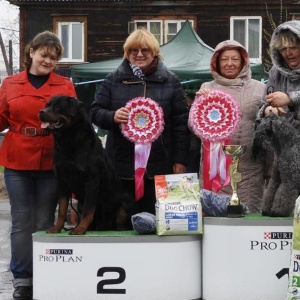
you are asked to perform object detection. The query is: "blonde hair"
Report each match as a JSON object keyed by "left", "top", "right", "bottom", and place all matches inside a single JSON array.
[
  {"left": 271, "top": 29, "right": 300, "bottom": 51},
  {"left": 123, "top": 28, "right": 163, "bottom": 60}
]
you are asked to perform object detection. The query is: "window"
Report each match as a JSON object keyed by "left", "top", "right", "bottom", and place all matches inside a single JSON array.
[
  {"left": 131, "top": 20, "right": 163, "bottom": 44},
  {"left": 165, "top": 20, "right": 194, "bottom": 43},
  {"left": 53, "top": 16, "right": 87, "bottom": 63},
  {"left": 129, "top": 18, "right": 195, "bottom": 45},
  {"left": 230, "top": 17, "right": 262, "bottom": 63}
]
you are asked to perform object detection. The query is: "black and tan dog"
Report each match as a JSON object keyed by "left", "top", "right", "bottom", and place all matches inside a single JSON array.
[{"left": 39, "top": 95, "right": 135, "bottom": 234}]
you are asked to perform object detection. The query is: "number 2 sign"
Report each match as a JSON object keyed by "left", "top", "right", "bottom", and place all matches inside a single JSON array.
[{"left": 97, "top": 267, "right": 126, "bottom": 294}]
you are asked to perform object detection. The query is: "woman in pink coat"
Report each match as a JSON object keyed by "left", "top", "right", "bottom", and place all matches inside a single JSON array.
[{"left": 0, "top": 31, "right": 76, "bottom": 300}]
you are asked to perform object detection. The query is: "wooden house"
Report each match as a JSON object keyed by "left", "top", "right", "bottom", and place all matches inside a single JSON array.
[{"left": 7, "top": 0, "right": 300, "bottom": 72}]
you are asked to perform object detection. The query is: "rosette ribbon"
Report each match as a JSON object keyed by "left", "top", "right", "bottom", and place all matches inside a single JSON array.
[
  {"left": 202, "top": 140, "right": 232, "bottom": 191},
  {"left": 188, "top": 90, "right": 241, "bottom": 192},
  {"left": 121, "top": 97, "right": 164, "bottom": 201},
  {"left": 134, "top": 143, "right": 151, "bottom": 201}
]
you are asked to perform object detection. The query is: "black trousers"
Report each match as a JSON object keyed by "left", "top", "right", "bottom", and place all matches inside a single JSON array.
[{"left": 121, "top": 178, "right": 156, "bottom": 215}]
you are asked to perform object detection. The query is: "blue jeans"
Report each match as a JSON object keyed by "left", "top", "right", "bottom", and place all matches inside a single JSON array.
[{"left": 4, "top": 168, "right": 58, "bottom": 288}]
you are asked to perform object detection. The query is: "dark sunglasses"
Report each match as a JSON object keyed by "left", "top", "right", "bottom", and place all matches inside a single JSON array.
[{"left": 130, "top": 48, "right": 150, "bottom": 56}]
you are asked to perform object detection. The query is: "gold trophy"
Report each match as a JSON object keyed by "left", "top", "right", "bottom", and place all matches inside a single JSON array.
[{"left": 223, "top": 145, "right": 246, "bottom": 217}]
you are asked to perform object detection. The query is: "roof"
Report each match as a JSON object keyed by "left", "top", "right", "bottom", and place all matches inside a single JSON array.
[
  {"left": 71, "top": 21, "right": 265, "bottom": 86},
  {"left": 160, "top": 20, "right": 214, "bottom": 77},
  {"left": 71, "top": 21, "right": 214, "bottom": 83}
]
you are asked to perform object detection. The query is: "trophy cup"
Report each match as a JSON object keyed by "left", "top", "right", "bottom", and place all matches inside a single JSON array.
[{"left": 223, "top": 145, "right": 246, "bottom": 218}]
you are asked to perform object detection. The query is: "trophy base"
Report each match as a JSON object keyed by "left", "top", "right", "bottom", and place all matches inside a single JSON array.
[{"left": 227, "top": 205, "right": 244, "bottom": 218}]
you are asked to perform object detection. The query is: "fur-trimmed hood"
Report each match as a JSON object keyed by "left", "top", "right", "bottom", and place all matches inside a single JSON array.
[
  {"left": 210, "top": 39, "right": 251, "bottom": 85},
  {"left": 270, "top": 20, "right": 300, "bottom": 78}
]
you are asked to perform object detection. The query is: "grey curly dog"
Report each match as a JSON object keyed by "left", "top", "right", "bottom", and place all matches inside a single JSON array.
[{"left": 252, "top": 113, "right": 300, "bottom": 217}]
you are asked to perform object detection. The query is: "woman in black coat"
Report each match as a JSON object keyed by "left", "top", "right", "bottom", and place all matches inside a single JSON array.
[{"left": 90, "top": 28, "right": 190, "bottom": 214}]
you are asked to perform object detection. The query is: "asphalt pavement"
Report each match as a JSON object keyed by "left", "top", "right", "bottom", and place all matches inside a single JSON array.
[{"left": 0, "top": 199, "right": 14, "bottom": 300}]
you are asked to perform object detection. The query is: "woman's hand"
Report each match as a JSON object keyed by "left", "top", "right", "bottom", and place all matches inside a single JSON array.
[
  {"left": 114, "top": 107, "right": 130, "bottom": 124},
  {"left": 196, "top": 88, "right": 210, "bottom": 96},
  {"left": 265, "top": 91, "right": 292, "bottom": 108}
]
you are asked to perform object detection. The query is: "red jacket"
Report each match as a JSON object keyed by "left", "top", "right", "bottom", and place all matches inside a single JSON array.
[{"left": 0, "top": 70, "right": 77, "bottom": 170}]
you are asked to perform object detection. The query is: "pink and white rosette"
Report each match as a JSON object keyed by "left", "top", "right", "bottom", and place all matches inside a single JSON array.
[
  {"left": 121, "top": 97, "right": 164, "bottom": 201},
  {"left": 188, "top": 90, "right": 241, "bottom": 192}
]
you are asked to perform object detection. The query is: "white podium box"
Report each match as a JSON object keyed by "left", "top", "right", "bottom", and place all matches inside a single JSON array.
[
  {"left": 202, "top": 216, "right": 293, "bottom": 300},
  {"left": 33, "top": 231, "right": 202, "bottom": 300}
]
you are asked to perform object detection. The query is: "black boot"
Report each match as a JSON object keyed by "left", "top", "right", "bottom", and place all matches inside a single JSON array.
[{"left": 13, "top": 286, "right": 33, "bottom": 299}]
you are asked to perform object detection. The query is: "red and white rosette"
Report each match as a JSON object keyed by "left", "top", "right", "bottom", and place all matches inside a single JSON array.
[
  {"left": 121, "top": 97, "right": 164, "bottom": 201},
  {"left": 188, "top": 90, "right": 241, "bottom": 192}
]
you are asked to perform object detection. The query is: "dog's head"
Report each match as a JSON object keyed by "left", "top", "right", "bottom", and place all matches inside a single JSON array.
[
  {"left": 39, "top": 95, "right": 85, "bottom": 130},
  {"left": 252, "top": 115, "right": 274, "bottom": 155},
  {"left": 252, "top": 112, "right": 300, "bottom": 158}
]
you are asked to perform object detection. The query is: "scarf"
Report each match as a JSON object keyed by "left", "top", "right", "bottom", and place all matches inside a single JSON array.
[{"left": 130, "top": 57, "right": 158, "bottom": 79}]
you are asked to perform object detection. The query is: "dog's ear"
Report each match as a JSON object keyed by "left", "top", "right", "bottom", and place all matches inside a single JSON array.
[
  {"left": 283, "top": 112, "right": 300, "bottom": 131},
  {"left": 254, "top": 118, "right": 261, "bottom": 130},
  {"left": 251, "top": 116, "right": 274, "bottom": 160},
  {"left": 68, "top": 97, "right": 84, "bottom": 117}
]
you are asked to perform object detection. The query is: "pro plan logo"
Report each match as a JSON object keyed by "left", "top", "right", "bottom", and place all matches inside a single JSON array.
[
  {"left": 250, "top": 232, "right": 293, "bottom": 251},
  {"left": 39, "top": 248, "right": 83, "bottom": 263},
  {"left": 264, "top": 232, "right": 293, "bottom": 240}
]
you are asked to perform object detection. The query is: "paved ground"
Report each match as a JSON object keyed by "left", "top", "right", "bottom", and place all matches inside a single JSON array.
[{"left": 0, "top": 199, "right": 14, "bottom": 300}]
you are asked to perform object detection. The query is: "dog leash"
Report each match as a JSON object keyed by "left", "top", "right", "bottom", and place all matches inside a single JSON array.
[{"left": 63, "top": 197, "right": 81, "bottom": 231}]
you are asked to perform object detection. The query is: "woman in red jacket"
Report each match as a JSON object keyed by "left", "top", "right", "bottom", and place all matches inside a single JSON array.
[{"left": 0, "top": 31, "right": 76, "bottom": 300}]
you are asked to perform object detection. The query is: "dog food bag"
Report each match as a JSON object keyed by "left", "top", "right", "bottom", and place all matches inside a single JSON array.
[
  {"left": 154, "top": 173, "right": 202, "bottom": 236},
  {"left": 285, "top": 196, "right": 300, "bottom": 299}
]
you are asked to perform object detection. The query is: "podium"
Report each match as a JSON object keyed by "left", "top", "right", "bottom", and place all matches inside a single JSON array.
[
  {"left": 33, "top": 214, "right": 294, "bottom": 300},
  {"left": 33, "top": 231, "right": 202, "bottom": 300},
  {"left": 202, "top": 215, "right": 293, "bottom": 300}
]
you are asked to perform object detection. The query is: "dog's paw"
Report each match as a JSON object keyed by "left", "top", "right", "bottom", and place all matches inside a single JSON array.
[
  {"left": 268, "top": 209, "right": 292, "bottom": 218},
  {"left": 69, "top": 226, "right": 87, "bottom": 235},
  {"left": 46, "top": 226, "right": 62, "bottom": 234}
]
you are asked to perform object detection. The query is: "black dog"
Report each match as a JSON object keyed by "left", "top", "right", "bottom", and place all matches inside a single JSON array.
[
  {"left": 39, "top": 95, "right": 135, "bottom": 234},
  {"left": 252, "top": 113, "right": 300, "bottom": 217}
]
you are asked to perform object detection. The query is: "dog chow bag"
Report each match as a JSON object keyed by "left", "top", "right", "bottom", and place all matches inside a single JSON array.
[
  {"left": 154, "top": 173, "right": 202, "bottom": 236},
  {"left": 285, "top": 196, "right": 300, "bottom": 299}
]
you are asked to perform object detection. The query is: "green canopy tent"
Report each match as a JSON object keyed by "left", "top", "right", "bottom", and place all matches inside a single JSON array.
[{"left": 71, "top": 21, "right": 266, "bottom": 106}]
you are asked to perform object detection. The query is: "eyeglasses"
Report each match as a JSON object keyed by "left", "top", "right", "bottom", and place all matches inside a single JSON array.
[
  {"left": 130, "top": 48, "right": 150, "bottom": 56},
  {"left": 278, "top": 46, "right": 299, "bottom": 54}
]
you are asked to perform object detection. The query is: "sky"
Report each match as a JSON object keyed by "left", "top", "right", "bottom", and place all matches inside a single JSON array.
[{"left": 0, "top": 0, "right": 19, "bottom": 68}]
